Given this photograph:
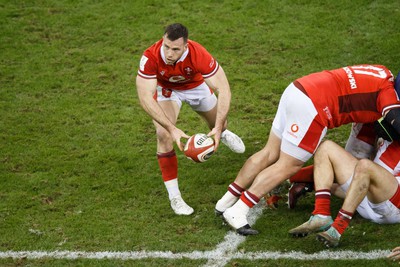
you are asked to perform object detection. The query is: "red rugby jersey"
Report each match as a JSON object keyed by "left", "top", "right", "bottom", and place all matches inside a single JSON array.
[
  {"left": 137, "top": 39, "right": 219, "bottom": 90},
  {"left": 375, "top": 140, "right": 400, "bottom": 176},
  {"left": 296, "top": 65, "right": 400, "bottom": 128}
]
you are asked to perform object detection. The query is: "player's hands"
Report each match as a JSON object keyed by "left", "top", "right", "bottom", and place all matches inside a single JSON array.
[
  {"left": 387, "top": 246, "right": 400, "bottom": 263},
  {"left": 170, "top": 127, "right": 190, "bottom": 151},
  {"left": 207, "top": 127, "right": 222, "bottom": 152}
]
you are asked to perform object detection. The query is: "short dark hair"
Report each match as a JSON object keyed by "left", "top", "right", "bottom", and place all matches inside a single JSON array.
[{"left": 164, "top": 23, "right": 188, "bottom": 43}]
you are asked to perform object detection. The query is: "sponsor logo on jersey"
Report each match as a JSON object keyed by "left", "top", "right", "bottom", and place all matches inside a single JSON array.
[
  {"left": 140, "top": 56, "right": 148, "bottom": 72},
  {"left": 209, "top": 58, "right": 215, "bottom": 68},
  {"left": 343, "top": 67, "right": 357, "bottom": 89},
  {"left": 323, "top": 106, "right": 332, "bottom": 120},
  {"left": 169, "top": 75, "right": 188, "bottom": 83}
]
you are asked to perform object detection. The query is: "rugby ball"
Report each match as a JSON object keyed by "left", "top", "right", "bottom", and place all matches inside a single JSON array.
[{"left": 184, "top": 133, "right": 215, "bottom": 163}]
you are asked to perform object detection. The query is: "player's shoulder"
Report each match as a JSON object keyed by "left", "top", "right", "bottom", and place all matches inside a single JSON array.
[
  {"left": 187, "top": 39, "right": 204, "bottom": 48},
  {"left": 187, "top": 39, "right": 211, "bottom": 54}
]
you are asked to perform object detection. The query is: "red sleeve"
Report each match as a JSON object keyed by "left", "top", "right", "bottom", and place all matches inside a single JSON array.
[
  {"left": 189, "top": 41, "right": 219, "bottom": 78},
  {"left": 137, "top": 41, "right": 161, "bottom": 79},
  {"left": 377, "top": 85, "right": 400, "bottom": 115}
]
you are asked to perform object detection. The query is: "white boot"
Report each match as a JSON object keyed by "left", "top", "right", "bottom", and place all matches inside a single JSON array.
[
  {"left": 170, "top": 195, "right": 194, "bottom": 215},
  {"left": 221, "top": 130, "right": 245, "bottom": 153}
]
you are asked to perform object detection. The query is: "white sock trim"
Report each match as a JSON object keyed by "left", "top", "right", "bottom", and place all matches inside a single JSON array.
[{"left": 164, "top": 179, "right": 180, "bottom": 200}]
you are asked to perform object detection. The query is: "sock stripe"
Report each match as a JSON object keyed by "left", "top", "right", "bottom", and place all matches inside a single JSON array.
[
  {"left": 157, "top": 150, "right": 176, "bottom": 158},
  {"left": 315, "top": 189, "right": 331, "bottom": 195},
  {"left": 315, "top": 190, "right": 331, "bottom": 199},
  {"left": 244, "top": 191, "right": 260, "bottom": 205},
  {"left": 228, "top": 182, "right": 244, "bottom": 197},
  {"left": 339, "top": 212, "right": 352, "bottom": 220},
  {"left": 338, "top": 209, "right": 353, "bottom": 220}
]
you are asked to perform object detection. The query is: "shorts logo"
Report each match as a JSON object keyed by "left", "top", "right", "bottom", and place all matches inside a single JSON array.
[
  {"left": 291, "top": 124, "right": 299, "bottom": 133},
  {"left": 161, "top": 88, "right": 172, "bottom": 98}
]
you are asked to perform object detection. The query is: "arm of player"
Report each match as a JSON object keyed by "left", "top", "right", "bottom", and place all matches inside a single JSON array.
[
  {"left": 387, "top": 246, "right": 400, "bottom": 262},
  {"left": 136, "top": 75, "right": 189, "bottom": 151},
  {"left": 204, "top": 66, "right": 231, "bottom": 151},
  {"left": 384, "top": 108, "right": 400, "bottom": 137}
]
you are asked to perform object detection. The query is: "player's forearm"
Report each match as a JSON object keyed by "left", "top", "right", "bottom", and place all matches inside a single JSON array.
[
  {"left": 216, "top": 94, "right": 231, "bottom": 130},
  {"left": 136, "top": 76, "right": 176, "bottom": 133},
  {"left": 384, "top": 108, "right": 400, "bottom": 136}
]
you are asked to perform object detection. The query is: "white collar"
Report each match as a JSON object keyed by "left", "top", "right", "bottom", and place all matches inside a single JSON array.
[{"left": 161, "top": 43, "right": 189, "bottom": 65}]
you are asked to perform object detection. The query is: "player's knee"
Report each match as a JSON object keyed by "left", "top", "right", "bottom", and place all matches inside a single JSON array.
[
  {"left": 316, "top": 140, "right": 336, "bottom": 157},
  {"left": 354, "top": 159, "right": 374, "bottom": 177},
  {"left": 275, "top": 159, "right": 303, "bottom": 180},
  {"left": 257, "top": 147, "right": 279, "bottom": 166},
  {"left": 156, "top": 128, "right": 173, "bottom": 144}
]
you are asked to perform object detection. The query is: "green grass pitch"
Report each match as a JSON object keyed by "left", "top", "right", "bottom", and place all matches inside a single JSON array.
[{"left": 1, "top": 1, "right": 400, "bottom": 266}]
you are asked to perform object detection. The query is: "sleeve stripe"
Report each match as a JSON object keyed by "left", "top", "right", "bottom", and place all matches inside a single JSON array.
[
  {"left": 382, "top": 104, "right": 400, "bottom": 115},
  {"left": 202, "top": 62, "right": 220, "bottom": 79},
  {"left": 137, "top": 70, "right": 157, "bottom": 79}
]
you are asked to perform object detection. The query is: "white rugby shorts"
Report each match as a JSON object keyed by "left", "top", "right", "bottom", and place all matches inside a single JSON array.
[
  {"left": 272, "top": 83, "right": 327, "bottom": 162},
  {"left": 340, "top": 176, "right": 400, "bottom": 224},
  {"left": 155, "top": 82, "right": 217, "bottom": 112}
]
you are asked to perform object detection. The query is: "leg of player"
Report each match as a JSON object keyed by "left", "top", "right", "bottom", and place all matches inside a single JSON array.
[
  {"left": 155, "top": 100, "right": 193, "bottom": 216},
  {"left": 196, "top": 103, "right": 245, "bottom": 154},
  {"left": 289, "top": 141, "right": 357, "bottom": 237},
  {"left": 287, "top": 165, "right": 315, "bottom": 209},
  {"left": 215, "top": 131, "right": 280, "bottom": 218},
  {"left": 317, "top": 158, "right": 400, "bottom": 248},
  {"left": 223, "top": 133, "right": 304, "bottom": 235}
]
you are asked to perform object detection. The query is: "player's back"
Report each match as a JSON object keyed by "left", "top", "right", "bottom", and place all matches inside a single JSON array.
[{"left": 297, "top": 65, "right": 396, "bottom": 128}]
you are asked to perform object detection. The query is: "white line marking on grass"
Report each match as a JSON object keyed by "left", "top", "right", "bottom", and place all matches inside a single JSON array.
[
  {"left": 0, "top": 202, "right": 391, "bottom": 263},
  {"left": 0, "top": 249, "right": 390, "bottom": 261},
  {"left": 202, "top": 201, "right": 264, "bottom": 267}
]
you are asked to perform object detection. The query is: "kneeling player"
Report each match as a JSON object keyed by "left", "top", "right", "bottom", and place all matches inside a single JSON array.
[
  {"left": 287, "top": 122, "right": 377, "bottom": 209},
  {"left": 288, "top": 137, "right": 400, "bottom": 248}
]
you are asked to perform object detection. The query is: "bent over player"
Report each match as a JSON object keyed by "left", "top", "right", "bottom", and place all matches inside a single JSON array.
[
  {"left": 215, "top": 65, "right": 400, "bottom": 234},
  {"left": 136, "top": 23, "right": 245, "bottom": 215},
  {"left": 288, "top": 138, "right": 400, "bottom": 248}
]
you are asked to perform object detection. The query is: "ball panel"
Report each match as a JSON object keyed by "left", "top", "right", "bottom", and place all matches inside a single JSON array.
[{"left": 184, "top": 133, "right": 215, "bottom": 163}]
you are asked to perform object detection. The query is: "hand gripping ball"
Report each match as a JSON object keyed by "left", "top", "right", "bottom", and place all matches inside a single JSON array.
[{"left": 184, "top": 133, "right": 215, "bottom": 163}]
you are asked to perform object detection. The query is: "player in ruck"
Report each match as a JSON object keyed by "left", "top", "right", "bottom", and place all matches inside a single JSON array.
[
  {"left": 287, "top": 122, "right": 379, "bottom": 209},
  {"left": 136, "top": 23, "right": 245, "bottom": 215},
  {"left": 287, "top": 73, "right": 400, "bottom": 209},
  {"left": 288, "top": 136, "right": 400, "bottom": 248},
  {"left": 215, "top": 65, "right": 400, "bottom": 235}
]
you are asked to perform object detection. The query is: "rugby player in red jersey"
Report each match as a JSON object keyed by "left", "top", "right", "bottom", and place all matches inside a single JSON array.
[
  {"left": 215, "top": 65, "right": 400, "bottom": 235},
  {"left": 288, "top": 136, "right": 400, "bottom": 247},
  {"left": 136, "top": 23, "right": 245, "bottom": 215}
]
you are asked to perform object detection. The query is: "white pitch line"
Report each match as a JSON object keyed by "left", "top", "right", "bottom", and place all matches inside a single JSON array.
[
  {"left": 0, "top": 249, "right": 390, "bottom": 261},
  {"left": 202, "top": 201, "right": 264, "bottom": 267},
  {"left": 0, "top": 202, "right": 392, "bottom": 263}
]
